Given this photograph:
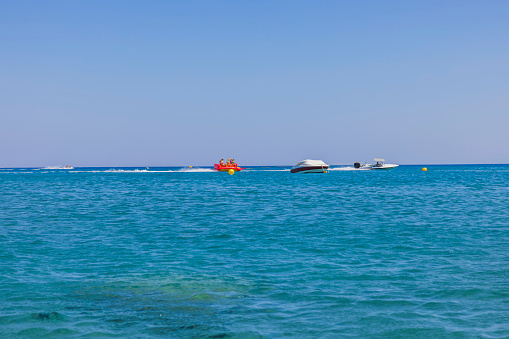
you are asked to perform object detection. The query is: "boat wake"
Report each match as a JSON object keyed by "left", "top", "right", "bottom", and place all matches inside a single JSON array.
[
  {"left": 84, "top": 168, "right": 216, "bottom": 173},
  {"left": 243, "top": 168, "right": 289, "bottom": 172},
  {"left": 103, "top": 169, "right": 151, "bottom": 173},
  {"left": 176, "top": 168, "right": 215, "bottom": 173},
  {"left": 329, "top": 167, "right": 371, "bottom": 171}
]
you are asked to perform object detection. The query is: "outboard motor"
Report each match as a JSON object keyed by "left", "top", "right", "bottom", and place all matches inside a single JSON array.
[{"left": 354, "top": 162, "right": 361, "bottom": 169}]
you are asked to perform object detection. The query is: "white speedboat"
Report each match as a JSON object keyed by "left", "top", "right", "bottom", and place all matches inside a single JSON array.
[
  {"left": 291, "top": 159, "right": 329, "bottom": 173},
  {"left": 353, "top": 158, "right": 398, "bottom": 170},
  {"left": 371, "top": 158, "right": 399, "bottom": 170}
]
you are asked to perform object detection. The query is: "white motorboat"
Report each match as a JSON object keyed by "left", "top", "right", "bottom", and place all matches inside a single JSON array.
[
  {"left": 291, "top": 159, "right": 329, "bottom": 173},
  {"left": 371, "top": 158, "right": 399, "bottom": 170},
  {"left": 353, "top": 158, "right": 398, "bottom": 170}
]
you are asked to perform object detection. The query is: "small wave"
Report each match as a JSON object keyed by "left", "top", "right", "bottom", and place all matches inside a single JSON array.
[
  {"left": 176, "top": 168, "right": 215, "bottom": 173},
  {"left": 103, "top": 169, "right": 150, "bottom": 173},
  {"left": 67, "top": 169, "right": 150, "bottom": 173},
  {"left": 245, "top": 169, "right": 289, "bottom": 172},
  {"left": 76, "top": 168, "right": 216, "bottom": 174},
  {"left": 2, "top": 172, "right": 36, "bottom": 174}
]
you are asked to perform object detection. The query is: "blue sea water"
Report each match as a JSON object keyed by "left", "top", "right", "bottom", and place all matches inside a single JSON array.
[{"left": 1, "top": 165, "right": 508, "bottom": 338}]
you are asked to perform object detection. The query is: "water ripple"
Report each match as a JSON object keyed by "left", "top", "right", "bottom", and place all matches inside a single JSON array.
[{"left": 1, "top": 165, "right": 508, "bottom": 337}]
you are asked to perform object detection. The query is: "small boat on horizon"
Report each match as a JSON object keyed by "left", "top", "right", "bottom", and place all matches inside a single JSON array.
[
  {"left": 43, "top": 165, "right": 74, "bottom": 170},
  {"left": 354, "top": 158, "right": 399, "bottom": 170},
  {"left": 291, "top": 159, "right": 329, "bottom": 173}
]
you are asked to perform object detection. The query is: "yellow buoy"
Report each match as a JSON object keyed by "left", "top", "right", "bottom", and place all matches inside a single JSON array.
[
  {"left": 189, "top": 166, "right": 192, "bottom": 168},
  {"left": 422, "top": 167, "right": 427, "bottom": 172},
  {"left": 228, "top": 169, "right": 235, "bottom": 175}
]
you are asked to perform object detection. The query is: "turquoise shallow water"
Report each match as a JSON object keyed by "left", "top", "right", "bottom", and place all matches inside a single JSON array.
[{"left": 1, "top": 165, "right": 508, "bottom": 338}]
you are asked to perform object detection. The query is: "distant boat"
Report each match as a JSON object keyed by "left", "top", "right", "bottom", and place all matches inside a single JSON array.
[
  {"left": 354, "top": 158, "right": 398, "bottom": 170},
  {"left": 43, "top": 165, "right": 74, "bottom": 170},
  {"left": 371, "top": 158, "right": 398, "bottom": 170},
  {"left": 291, "top": 159, "right": 329, "bottom": 173}
]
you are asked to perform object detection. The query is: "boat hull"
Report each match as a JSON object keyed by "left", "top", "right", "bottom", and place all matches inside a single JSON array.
[
  {"left": 371, "top": 164, "right": 399, "bottom": 170},
  {"left": 290, "top": 166, "right": 329, "bottom": 173}
]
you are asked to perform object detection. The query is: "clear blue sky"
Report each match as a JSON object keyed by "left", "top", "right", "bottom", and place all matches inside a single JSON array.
[{"left": 1, "top": 1, "right": 508, "bottom": 167}]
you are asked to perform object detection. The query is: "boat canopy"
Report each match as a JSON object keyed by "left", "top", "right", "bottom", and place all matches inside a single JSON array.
[
  {"left": 295, "top": 159, "right": 328, "bottom": 167},
  {"left": 374, "top": 158, "right": 385, "bottom": 162}
]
